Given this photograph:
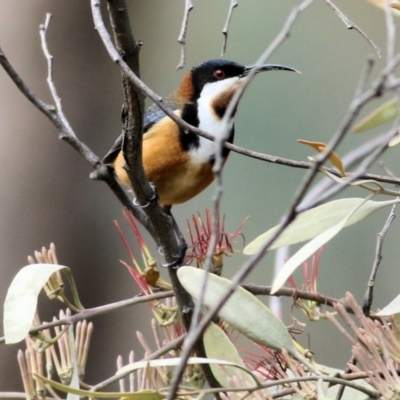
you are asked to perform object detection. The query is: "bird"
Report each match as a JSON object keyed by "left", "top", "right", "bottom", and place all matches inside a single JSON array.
[{"left": 103, "top": 59, "right": 298, "bottom": 208}]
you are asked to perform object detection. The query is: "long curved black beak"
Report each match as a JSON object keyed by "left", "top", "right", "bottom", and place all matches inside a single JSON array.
[{"left": 242, "top": 63, "right": 300, "bottom": 76}]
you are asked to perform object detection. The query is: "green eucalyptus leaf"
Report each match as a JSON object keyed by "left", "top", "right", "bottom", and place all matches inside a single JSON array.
[
  {"left": 271, "top": 197, "right": 367, "bottom": 294},
  {"left": 177, "top": 267, "right": 316, "bottom": 372},
  {"left": 203, "top": 322, "right": 250, "bottom": 387},
  {"left": 4, "top": 263, "right": 70, "bottom": 344},
  {"left": 353, "top": 98, "right": 399, "bottom": 133},
  {"left": 243, "top": 198, "right": 400, "bottom": 255}
]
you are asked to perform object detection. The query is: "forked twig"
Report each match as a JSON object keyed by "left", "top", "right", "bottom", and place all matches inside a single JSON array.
[
  {"left": 221, "top": 0, "right": 238, "bottom": 55},
  {"left": 325, "top": 0, "right": 382, "bottom": 58},
  {"left": 176, "top": 0, "right": 193, "bottom": 69},
  {"left": 363, "top": 202, "right": 397, "bottom": 316}
]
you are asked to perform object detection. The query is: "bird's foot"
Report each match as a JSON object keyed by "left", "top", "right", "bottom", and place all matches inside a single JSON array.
[
  {"left": 161, "top": 242, "right": 187, "bottom": 269},
  {"left": 132, "top": 182, "right": 158, "bottom": 208}
]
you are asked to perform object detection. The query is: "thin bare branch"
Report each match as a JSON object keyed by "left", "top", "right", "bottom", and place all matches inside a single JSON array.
[
  {"left": 247, "top": 285, "right": 359, "bottom": 317},
  {"left": 385, "top": 0, "right": 396, "bottom": 64},
  {"left": 40, "top": 14, "right": 75, "bottom": 139},
  {"left": 221, "top": 0, "right": 238, "bottom": 56},
  {"left": 325, "top": 0, "right": 382, "bottom": 58},
  {"left": 363, "top": 202, "right": 397, "bottom": 316},
  {"left": 176, "top": 0, "right": 193, "bottom": 70}
]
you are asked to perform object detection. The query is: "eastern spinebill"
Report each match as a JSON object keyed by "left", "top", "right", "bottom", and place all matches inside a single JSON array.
[{"left": 103, "top": 59, "right": 298, "bottom": 207}]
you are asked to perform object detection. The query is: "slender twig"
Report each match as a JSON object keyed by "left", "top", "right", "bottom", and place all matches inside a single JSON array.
[
  {"left": 0, "top": 291, "right": 173, "bottom": 345},
  {"left": 221, "top": 0, "right": 238, "bottom": 55},
  {"left": 385, "top": 0, "right": 396, "bottom": 65},
  {"left": 40, "top": 15, "right": 75, "bottom": 139},
  {"left": 176, "top": 0, "right": 193, "bottom": 70},
  {"left": 325, "top": 0, "right": 382, "bottom": 58},
  {"left": 363, "top": 202, "right": 397, "bottom": 316},
  {"left": 242, "top": 284, "right": 353, "bottom": 314}
]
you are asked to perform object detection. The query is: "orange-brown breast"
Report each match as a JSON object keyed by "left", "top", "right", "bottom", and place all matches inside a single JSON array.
[
  {"left": 174, "top": 72, "right": 194, "bottom": 104},
  {"left": 113, "top": 111, "right": 215, "bottom": 207}
]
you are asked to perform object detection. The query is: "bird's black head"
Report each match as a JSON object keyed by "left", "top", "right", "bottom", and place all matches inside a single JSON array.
[{"left": 190, "top": 59, "right": 246, "bottom": 101}]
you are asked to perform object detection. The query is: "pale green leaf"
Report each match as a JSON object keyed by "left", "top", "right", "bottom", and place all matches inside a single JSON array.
[
  {"left": 36, "top": 374, "right": 165, "bottom": 399},
  {"left": 177, "top": 268, "right": 317, "bottom": 372},
  {"left": 203, "top": 322, "right": 250, "bottom": 387},
  {"left": 271, "top": 198, "right": 367, "bottom": 294},
  {"left": 353, "top": 98, "right": 399, "bottom": 133},
  {"left": 243, "top": 198, "right": 400, "bottom": 255},
  {"left": 375, "top": 293, "right": 400, "bottom": 316},
  {"left": 4, "top": 263, "right": 69, "bottom": 344}
]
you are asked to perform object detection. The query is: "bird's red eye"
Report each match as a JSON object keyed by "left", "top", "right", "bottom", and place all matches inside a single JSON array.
[{"left": 213, "top": 69, "right": 226, "bottom": 80}]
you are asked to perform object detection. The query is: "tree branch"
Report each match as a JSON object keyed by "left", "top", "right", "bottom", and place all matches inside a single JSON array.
[
  {"left": 221, "top": 0, "right": 238, "bottom": 55},
  {"left": 176, "top": 0, "right": 193, "bottom": 70},
  {"left": 363, "top": 202, "right": 397, "bottom": 316},
  {"left": 325, "top": 0, "right": 382, "bottom": 58}
]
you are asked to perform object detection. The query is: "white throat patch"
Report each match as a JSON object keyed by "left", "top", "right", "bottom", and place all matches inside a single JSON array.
[{"left": 190, "top": 77, "right": 239, "bottom": 163}]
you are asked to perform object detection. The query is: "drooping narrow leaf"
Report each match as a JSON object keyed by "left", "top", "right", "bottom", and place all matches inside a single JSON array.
[
  {"left": 353, "top": 98, "right": 399, "bottom": 133},
  {"left": 177, "top": 267, "right": 317, "bottom": 373},
  {"left": 243, "top": 198, "right": 400, "bottom": 255},
  {"left": 4, "top": 263, "right": 70, "bottom": 344},
  {"left": 298, "top": 139, "right": 345, "bottom": 176},
  {"left": 270, "top": 198, "right": 367, "bottom": 294}
]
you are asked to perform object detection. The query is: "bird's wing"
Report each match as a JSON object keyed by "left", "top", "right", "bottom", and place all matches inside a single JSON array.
[{"left": 102, "top": 99, "right": 177, "bottom": 164}]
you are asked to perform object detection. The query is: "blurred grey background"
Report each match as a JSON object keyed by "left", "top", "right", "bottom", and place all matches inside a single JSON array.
[{"left": 1, "top": 0, "right": 399, "bottom": 392}]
